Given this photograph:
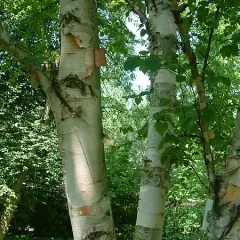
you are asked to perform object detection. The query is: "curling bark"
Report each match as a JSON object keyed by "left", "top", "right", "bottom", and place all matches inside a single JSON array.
[
  {"left": 206, "top": 108, "right": 240, "bottom": 240},
  {"left": 171, "top": 1, "right": 240, "bottom": 238},
  {"left": 0, "top": 0, "right": 115, "bottom": 239},
  {"left": 49, "top": 0, "right": 115, "bottom": 239},
  {"left": 133, "top": 1, "right": 177, "bottom": 239}
]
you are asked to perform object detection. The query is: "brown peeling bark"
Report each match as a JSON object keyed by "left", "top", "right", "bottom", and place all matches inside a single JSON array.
[
  {"left": 76, "top": 205, "right": 94, "bottom": 216},
  {"left": 171, "top": 0, "right": 216, "bottom": 196},
  {"left": 94, "top": 48, "right": 106, "bottom": 67},
  {"left": 224, "top": 184, "right": 240, "bottom": 202}
]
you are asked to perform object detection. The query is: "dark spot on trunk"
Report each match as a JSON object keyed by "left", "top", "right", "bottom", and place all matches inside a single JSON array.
[
  {"left": 60, "top": 13, "right": 81, "bottom": 25},
  {"left": 83, "top": 231, "right": 106, "bottom": 240}
]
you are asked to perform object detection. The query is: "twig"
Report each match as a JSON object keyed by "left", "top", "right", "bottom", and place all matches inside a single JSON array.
[{"left": 189, "top": 163, "right": 208, "bottom": 189}]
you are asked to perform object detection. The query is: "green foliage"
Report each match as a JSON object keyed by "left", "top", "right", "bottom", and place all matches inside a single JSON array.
[
  {"left": 124, "top": 55, "right": 160, "bottom": 73},
  {"left": 220, "top": 43, "right": 239, "bottom": 58},
  {"left": 1, "top": 0, "right": 240, "bottom": 239}
]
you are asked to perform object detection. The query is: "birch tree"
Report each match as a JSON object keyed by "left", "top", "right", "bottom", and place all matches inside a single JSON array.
[
  {"left": 170, "top": 0, "right": 240, "bottom": 238},
  {"left": 0, "top": 0, "right": 116, "bottom": 239},
  {"left": 124, "top": 0, "right": 177, "bottom": 239}
]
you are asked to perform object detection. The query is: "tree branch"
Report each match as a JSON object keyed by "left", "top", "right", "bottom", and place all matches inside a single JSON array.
[
  {"left": 171, "top": 0, "right": 216, "bottom": 196},
  {"left": 0, "top": 22, "right": 52, "bottom": 96},
  {"left": 125, "top": 0, "right": 148, "bottom": 25},
  {"left": 189, "top": 163, "right": 208, "bottom": 189}
]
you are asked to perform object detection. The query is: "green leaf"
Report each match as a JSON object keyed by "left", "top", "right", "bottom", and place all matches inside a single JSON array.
[
  {"left": 220, "top": 44, "right": 239, "bottom": 57},
  {"left": 160, "top": 98, "right": 171, "bottom": 106},
  {"left": 124, "top": 56, "right": 142, "bottom": 71},
  {"left": 155, "top": 122, "right": 168, "bottom": 135},
  {"left": 139, "top": 50, "right": 149, "bottom": 55},
  {"left": 201, "top": 107, "right": 216, "bottom": 124},
  {"left": 135, "top": 96, "right": 142, "bottom": 105},
  {"left": 139, "top": 55, "right": 160, "bottom": 73},
  {"left": 219, "top": 76, "right": 231, "bottom": 87},
  {"left": 153, "top": 112, "right": 165, "bottom": 121},
  {"left": 176, "top": 75, "right": 186, "bottom": 83},
  {"left": 161, "top": 146, "right": 181, "bottom": 164},
  {"left": 27, "top": 55, "right": 46, "bottom": 66},
  {"left": 159, "top": 133, "right": 178, "bottom": 149},
  {"left": 232, "top": 31, "right": 240, "bottom": 43},
  {"left": 140, "top": 29, "right": 147, "bottom": 37},
  {"left": 188, "top": 0, "right": 196, "bottom": 7},
  {"left": 181, "top": 117, "right": 194, "bottom": 131},
  {"left": 181, "top": 34, "right": 190, "bottom": 43}
]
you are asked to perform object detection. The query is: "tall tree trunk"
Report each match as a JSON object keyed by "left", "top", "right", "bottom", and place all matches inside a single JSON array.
[
  {"left": 134, "top": 1, "right": 177, "bottom": 239},
  {"left": 170, "top": 1, "right": 240, "bottom": 238},
  {"left": 206, "top": 108, "right": 240, "bottom": 239},
  {"left": 48, "top": 0, "right": 115, "bottom": 239},
  {"left": 0, "top": 172, "right": 27, "bottom": 240},
  {"left": 0, "top": 0, "right": 115, "bottom": 239}
]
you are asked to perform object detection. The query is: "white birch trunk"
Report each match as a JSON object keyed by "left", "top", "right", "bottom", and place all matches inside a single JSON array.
[
  {"left": 0, "top": 0, "right": 115, "bottom": 239},
  {"left": 46, "top": 0, "right": 116, "bottom": 239},
  {"left": 134, "top": 1, "right": 176, "bottom": 239},
  {"left": 207, "top": 108, "right": 240, "bottom": 239}
]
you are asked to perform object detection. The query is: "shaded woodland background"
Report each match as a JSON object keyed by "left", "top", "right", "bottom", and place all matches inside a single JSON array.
[{"left": 1, "top": 0, "right": 240, "bottom": 239}]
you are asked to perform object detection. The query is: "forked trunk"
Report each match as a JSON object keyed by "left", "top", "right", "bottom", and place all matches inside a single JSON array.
[{"left": 134, "top": 1, "right": 176, "bottom": 239}]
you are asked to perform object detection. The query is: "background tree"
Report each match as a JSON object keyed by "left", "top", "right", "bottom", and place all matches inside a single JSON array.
[{"left": 123, "top": 0, "right": 177, "bottom": 238}]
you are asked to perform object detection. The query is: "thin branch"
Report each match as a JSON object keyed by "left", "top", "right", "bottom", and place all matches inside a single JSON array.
[
  {"left": 127, "top": 90, "right": 149, "bottom": 98},
  {"left": 189, "top": 163, "right": 208, "bottom": 189},
  {"left": 179, "top": 147, "right": 208, "bottom": 189},
  {"left": 178, "top": 133, "right": 201, "bottom": 139},
  {"left": 201, "top": 7, "right": 220, "bottom": 84},
  {"left": 125, "top": 0, "right": 148, "bottom": 25},
  {"left": 144, "top": 0, "right": 149, "bottom": 13},
  {"left": 171, "top": 0, "right": 216, "bottom": 195}
]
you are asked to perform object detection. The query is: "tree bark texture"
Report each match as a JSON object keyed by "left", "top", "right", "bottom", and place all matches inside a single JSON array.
[
  {"left": 45, "top": 1, "right": 116, "bottom": 239},
  {"left": 0, "top": 0, "right": 115, "bottom": 238},
  {"left": 134, "top": 1, "right": 177, "bottom": 239},
  {"left": 207, "top": 107, "right": 240, "bottom": 239}
]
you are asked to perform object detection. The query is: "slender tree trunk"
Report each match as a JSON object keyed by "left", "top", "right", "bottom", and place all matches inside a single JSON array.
[
  {"left": 0, "top": 172, "right": 27, "bottom": 240},
  {"left": 206, "top": 108, "right": 240, "bottom": 239},
  {"left": 134, "top": 1, "right": 177, "bottom": 239},
  {"left": 46, "top": 0, "right": 116, "bottom": 239},
  {"left": 170, "top": 2, "right": 240, "bottom": 238}
]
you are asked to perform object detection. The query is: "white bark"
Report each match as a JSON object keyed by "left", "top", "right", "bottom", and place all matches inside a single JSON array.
[
  {"left": 207, "top": 108, "right": 240, "bottom": 239},
  {"left": 45, "top": 1, "right": 116, "bottom": 239},
  {"left": 0, "top": 1, "right": 115, "bottom": 239},
  {"left": 134, "top": 1, "right": 176, "bottom": 239}
]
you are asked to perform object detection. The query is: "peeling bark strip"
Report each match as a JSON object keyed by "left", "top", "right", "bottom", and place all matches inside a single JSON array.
[
  {"left": 55, "top": 0, "right": 115, "bottom": 239},
  {"left": 129, "top": 1, "right": 177, "bottom": 239},
  {"left": 95, "top": 48, "right": 106, "bottom": 67},
  {"left": 0, "top": 1, "right": 115, "bottom": 240}
]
